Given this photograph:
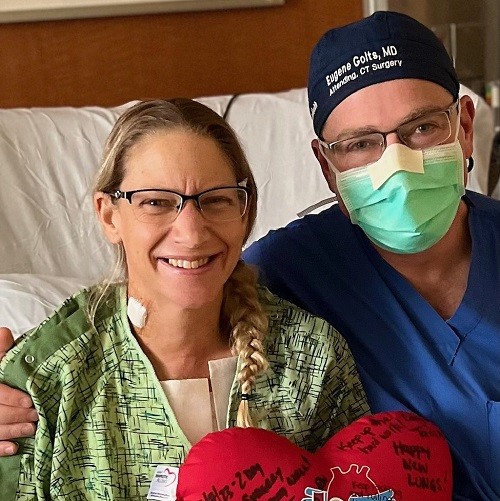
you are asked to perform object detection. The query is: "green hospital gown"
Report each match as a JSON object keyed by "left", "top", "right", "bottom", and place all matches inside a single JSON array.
[{"left": 0, "top": 284, "right": 369, "bottom": 500}]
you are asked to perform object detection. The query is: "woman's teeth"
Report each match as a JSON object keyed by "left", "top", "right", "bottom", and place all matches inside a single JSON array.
[{"left": 167, "top": 257, "right": 210, "bottom": 269}]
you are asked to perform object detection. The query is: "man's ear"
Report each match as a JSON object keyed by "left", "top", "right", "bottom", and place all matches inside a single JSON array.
[
  {"left": 94, "top": 192, "right": 122, "bottom": 244},
  {"left": 311, "top": 138, "right": 336, "bottom": 193},
  {"left": 459, "top": 95, "right": 475, "bottom": 159}
]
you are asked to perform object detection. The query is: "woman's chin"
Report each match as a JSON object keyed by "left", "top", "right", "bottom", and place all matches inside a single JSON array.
[{"left": 159, "top": 286, "right": 224, "bottom": 313}]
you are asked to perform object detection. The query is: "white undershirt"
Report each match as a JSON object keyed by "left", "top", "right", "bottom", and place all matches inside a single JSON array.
[{"left": 159, "top": 357, "right": 237, "bottom": 445}]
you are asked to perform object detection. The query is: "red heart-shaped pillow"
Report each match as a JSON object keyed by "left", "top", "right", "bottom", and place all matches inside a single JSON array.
[{"left": 176, "top": 411, "right": 452, "bottom": 500}]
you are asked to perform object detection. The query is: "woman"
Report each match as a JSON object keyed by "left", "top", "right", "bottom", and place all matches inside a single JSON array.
[{"left": 0, "top": 99, "right": 368, "bottom": 499}]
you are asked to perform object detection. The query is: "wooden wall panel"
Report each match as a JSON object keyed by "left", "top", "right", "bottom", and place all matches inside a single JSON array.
[{"left": 0, "top": 0, "right": 362, "bottom": 108}]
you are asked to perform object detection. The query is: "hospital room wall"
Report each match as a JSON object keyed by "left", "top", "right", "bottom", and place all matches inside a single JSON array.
[{"left": 0, "top": 0, "right": 363, "bottom": 108}]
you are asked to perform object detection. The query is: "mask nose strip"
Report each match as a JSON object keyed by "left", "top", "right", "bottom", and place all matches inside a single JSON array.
[{"left": 367, "top": 144, "right": 424, "bottom": 189}]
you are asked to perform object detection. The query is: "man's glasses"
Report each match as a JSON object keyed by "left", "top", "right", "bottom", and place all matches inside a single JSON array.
[
  {"left": 319, "top": 101, "right": 459, "bottom": 171},
  {"left": 108, "top": 185, "right": 249, "bottom": 224}
]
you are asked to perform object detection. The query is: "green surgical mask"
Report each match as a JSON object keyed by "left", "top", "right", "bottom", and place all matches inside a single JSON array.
[{"left": 335, "top": 140, "right": 465, "bottom": 254}]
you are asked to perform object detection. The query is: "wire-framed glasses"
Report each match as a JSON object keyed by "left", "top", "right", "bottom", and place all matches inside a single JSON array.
[
  {"left": 318, "top": 101, "right": 459, "bottom": 171},
  {"left": 109, "top": 185, "right": 250, "bottom": 224}
]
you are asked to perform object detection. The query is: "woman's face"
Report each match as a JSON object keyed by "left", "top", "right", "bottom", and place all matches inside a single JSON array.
[{"left": 97, "top": 129, "right": 248, "bottom": 312}]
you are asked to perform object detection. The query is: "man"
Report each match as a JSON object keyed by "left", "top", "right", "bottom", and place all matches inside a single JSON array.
[
  {"left": 0, "top": 11, "right": 498, "bottom": 500},
  {"left": 244, "top": 12, "right": 499, "bottom": 501}
]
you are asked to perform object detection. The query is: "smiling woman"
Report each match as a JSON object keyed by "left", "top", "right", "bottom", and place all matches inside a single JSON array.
[
  {"left": 94, "top": 126, "right": 251, "bottom": 319},
  {"left": 0, "top": 98, "right": 369, "bottom": 500}
]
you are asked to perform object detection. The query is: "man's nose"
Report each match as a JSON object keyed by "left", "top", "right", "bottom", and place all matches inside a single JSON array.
[{"left": 385, "top": 131, "right": 403, "bottom": 147}]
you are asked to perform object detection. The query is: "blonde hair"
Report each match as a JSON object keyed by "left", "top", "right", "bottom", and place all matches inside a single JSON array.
[
  {"left": 223, "top": 261, "right": 269, "bottom": 427},
  {"left": 91, "top": 98, "right": 268, "bottom": 427}
]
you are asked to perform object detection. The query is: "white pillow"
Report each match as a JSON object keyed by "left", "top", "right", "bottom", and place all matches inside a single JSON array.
[{"left": 0, "top": 274, "right": 89, "bottom": 340}]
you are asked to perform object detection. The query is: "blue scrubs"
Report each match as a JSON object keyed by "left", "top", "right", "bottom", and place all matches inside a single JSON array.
[{"left": 243, "top": 191, "right": 500, "bottom": 500}]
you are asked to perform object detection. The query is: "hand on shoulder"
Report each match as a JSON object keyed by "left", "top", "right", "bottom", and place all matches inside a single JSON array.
[{"left": 0, "top": 327, "right": 38, "bottom": 456}]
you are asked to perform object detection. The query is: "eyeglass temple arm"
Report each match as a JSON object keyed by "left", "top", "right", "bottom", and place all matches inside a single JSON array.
[
  {"left": 297, "top": 196, "right": 338, "bottom": 218},
  {"left": 109, "top": 190, "right": 133, "bottom": 202}
]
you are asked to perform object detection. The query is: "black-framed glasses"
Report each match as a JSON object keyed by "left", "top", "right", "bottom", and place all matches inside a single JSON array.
[
  {"left": 108, "top": 185, "right": 250, "bottom": 224},
  {"left": 319, "top": 101, "right": 459, "bottom": 171}
]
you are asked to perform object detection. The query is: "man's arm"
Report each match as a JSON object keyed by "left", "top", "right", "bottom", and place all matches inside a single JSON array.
[{"left": 0, "top": 328, "right": 37, "bottom": 456}]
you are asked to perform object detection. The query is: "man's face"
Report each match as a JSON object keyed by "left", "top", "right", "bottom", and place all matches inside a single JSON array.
[{"left": 311, "top": 79, "right": 475, "bottom": 217}]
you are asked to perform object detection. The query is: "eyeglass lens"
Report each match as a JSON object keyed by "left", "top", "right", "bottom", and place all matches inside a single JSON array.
[
  {"left": 327, "top": 109, "right": 453, "bottom": 170},
  {"left": 129, "top": 187, "right": 248, "bottom": 223}
]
